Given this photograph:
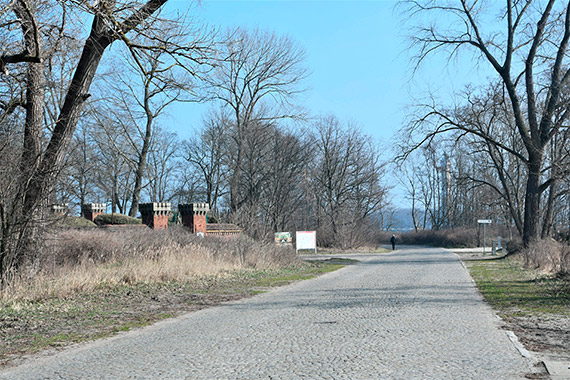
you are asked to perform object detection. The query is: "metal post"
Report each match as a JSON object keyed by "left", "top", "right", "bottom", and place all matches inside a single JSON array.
[
  {"left": 478, "top": 219, "right": 492, "bottom": 256},
  {"left": 483, "top": 224, "right": 486, "bottom": 255}
]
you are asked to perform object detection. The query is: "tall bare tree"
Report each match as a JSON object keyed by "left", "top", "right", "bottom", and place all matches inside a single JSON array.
[
  {"left": 312, "top": 116, "right": 387, "bottom": 248},
  {"left": 182, "top": 109, "right": 230, "bottom": 213},
  {"left": 403, "top": 0, "right": 570, "bottom": 246},
  {"left": 144, "top": 127, "right": 181, "bottom": 203},
  {"left": 0, "top": 0, "right": 204, "bottom": 285},
  {"left": 205, "top": 27, "right": 308, "bottom": 212}
]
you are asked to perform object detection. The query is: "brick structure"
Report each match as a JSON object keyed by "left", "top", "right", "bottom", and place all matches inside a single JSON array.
[
  {"left": 139, "top": 202, "right": 171, "bottom": 230},
  {"left": 206, "top": 223, "right": 242, "bottom": 237},
  {"left": 179, "top": 203, "right": 209, "bottom": 235},
  {"left": 51, "top": 203, "right": 69, "bottom": 215},
  {"left": 81, "top": 203, "right": 106, "bottom": 222}
]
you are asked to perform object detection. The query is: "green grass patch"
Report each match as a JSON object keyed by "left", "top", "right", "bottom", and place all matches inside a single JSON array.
[{"left": 465, "top": 258, "right": 570, "bottom": 316}]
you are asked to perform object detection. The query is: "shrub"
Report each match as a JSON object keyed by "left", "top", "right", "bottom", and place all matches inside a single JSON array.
[
  {"left": 377, "top": 226, "right": 515, "bottom": 249},
  {"left": 25, "top": 227, "right": 300, "bottom": 286},
  {"left": 53, "top": 215, "right": 97, "bottom": 228},
  {"left": 94, "top": 213, "right": 142, "bottom": 225},
  {"left": 519, "top": 239, "right": 570, "bottom": 275},
  {"left": 505, "top": 237, "right": 523, "bottom": 255},
  {"left": 378, "top": 228, "right": 479, "bottom": 248}
]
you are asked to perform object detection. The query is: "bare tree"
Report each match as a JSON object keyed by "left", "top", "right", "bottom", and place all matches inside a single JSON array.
[
  {"left": 205, "top": 27, "right": 308, "bottom": 212},
  {"left": 120, "top": 21, "right": 207, "bottom": 216},
  {"left": 57, "top": 121, "right": 99, "bottom": 214},
  {"left": 395, "top": 161, "right": 422, "bottom": 231},
  {"left": 144, "top": 127, "right": 181, "bottom": 203},
  {"left": 402, "top": 0, "right": 570, "bottom": 246},
  {"left": 312, "top": 115, "right": 387, "bottom": 248},
  {"left": 182, "top": 109, "right": 230, "bottom": 213},
  {"left": 261, "top": 128, "right": 312, "bottom": 233},
  {"left": 0, "top": 0, "right": 206, "bottom": 285}
]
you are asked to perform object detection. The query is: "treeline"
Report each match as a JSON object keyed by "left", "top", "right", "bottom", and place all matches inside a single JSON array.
[
  {"left": 0, "top": 1, "right": 387, "bottom": 285},
  {"left": 398, "top": 1, "right": 570, "bottom": 248}
]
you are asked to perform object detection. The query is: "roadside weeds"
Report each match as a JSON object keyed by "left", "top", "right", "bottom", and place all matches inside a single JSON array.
[{"left": 461, "top": 254, "right": 569, "bottom": 378}]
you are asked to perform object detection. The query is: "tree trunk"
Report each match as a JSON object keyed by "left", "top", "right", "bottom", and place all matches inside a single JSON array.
[
  {"left": 541, "top": 178, "right": 557, "bottom": 239},
  {"left": 129, "top": 110, "right": 153, "bottom": 217},
  {"left": 1, "top": 0, "right": 171, "bottom": 286},
  {"left": 522, "top": 155, "right": 542, "bottom": 246},
  {"left": 22, "top": 15, "right": 113, "bottom": 217},
  {"left": 229, "top": 138, "right": 243, "bottom": 212}
]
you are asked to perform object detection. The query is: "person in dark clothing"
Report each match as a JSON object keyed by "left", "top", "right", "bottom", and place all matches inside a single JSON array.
[{"left": 390, "top": 234, "right": 397, "bottom": 250}]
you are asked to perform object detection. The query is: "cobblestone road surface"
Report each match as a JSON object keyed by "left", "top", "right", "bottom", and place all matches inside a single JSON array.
[{"left": 1, "top": 247, "right": 532, "bottom": 379}]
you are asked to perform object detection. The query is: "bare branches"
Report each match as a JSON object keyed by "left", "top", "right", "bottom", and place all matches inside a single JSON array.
[
  {"left": 203, "top": 27, "right": 308, "bottom": 211},
  {"left": 401, "top": 0, "right": 570, "bottom": 244},
  {"left": 0, "top": 0, "right": 201, "bottom": 284},
  {"left": 0, "top": 0, "right": 43, "bottom": 75}
]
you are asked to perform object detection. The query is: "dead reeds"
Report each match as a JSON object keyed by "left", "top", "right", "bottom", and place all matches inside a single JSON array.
[
  {"left": 2, "top": 227, "right": 300, "bottom": 303},
  {"left": 519, "top": 239, "right": 570, "bottom": 276}
]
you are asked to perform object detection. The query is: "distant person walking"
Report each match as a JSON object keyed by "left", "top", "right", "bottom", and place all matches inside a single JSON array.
[{"left": 390, "top": 234, "right": 397, "bottom": 250}]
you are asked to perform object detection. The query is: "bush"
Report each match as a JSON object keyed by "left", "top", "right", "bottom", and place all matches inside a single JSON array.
[
  {"left": 94, "top": 213, "right": 142, "bottom": 225},
  {"left": 377, "top": 226, "right": 516, "bottom": 249},
  {"left": 377, "top": 228, "right": 479, "bottom": 248},
  {"left": 519, "top": 239, "right": 570, "bottom": 275},
  {"left": 36, "top": 227, "right": 301, "bottom": 277},
  {"left": 53, "top": 215, "right": 97, "bottom": 228},
  {"left": 0, "top": 227, "right": 304, "bottom": 301}
]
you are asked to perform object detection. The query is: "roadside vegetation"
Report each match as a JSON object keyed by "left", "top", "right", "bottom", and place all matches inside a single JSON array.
[
  {"left": 465, "top": 256, "right": 569, "bottom": 357},
  {"left": 0, "top": 228, "right": 344, "bottom": 367},
  {"left": 377, "top": 227, "right": 514, "bottom": 249}
]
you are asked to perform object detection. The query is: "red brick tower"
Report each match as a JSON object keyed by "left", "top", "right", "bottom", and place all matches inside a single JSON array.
[
  {"left": 139, "top": 202, "right": 171, "bottom": 229},
  {"left": 179, "top": 203, "right": 209, "bottom": 235},
  {"left": 81, "top": 203, "right": 106, "bottom": 222}
]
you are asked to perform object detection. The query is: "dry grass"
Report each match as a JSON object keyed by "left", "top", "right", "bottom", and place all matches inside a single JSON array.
[
  {"left": 519, "top": 239, "right": 570, "bottom": 276},
  {"left": 2, "top": 227, "right": 301, "bottom": 304}
]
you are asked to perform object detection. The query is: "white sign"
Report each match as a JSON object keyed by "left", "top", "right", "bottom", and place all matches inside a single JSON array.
[
  {"left": 296, "top": 231, "right": 317, "bottom": 253},
  {"left": 477, "top": 219, "right": 492, "bottom": 224}
]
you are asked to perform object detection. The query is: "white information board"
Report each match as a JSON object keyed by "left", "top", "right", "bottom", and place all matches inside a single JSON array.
[{"left": 296, "top": 231, "right": 317, "bottom": 253}]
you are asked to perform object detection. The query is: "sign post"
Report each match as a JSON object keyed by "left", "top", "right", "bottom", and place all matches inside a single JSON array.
[{"left": 477, "top": 219, "right": 492, "bottom": 255}]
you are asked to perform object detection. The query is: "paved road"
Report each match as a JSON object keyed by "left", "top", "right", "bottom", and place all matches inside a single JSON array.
[{"left": 1, "top": 247, "right": 532, "bottom": 379}]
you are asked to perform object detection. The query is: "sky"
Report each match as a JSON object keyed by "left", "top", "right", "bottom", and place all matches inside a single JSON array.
[
  {"left": 166, "top": 0, "right": 408, "bottom": 142},
  {"left": 162, "top": 0, "right": 493, "bottom": 207}
]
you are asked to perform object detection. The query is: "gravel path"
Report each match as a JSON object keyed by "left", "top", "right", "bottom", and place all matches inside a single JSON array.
[{"left": 1, "top": 247, "right": 532, "bottom": 379}]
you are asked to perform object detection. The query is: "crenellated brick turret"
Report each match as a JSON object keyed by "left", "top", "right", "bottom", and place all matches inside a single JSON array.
[
  {"left": 179, "top": 203, "right": 209, "bottom": 235},
  {"left": 81, "top": 203, "right": 106, "bottom": 222},
  {"left": 139, "top": 202, "right": 171, "bottom": 230},
  {"left": 51, "top": 203, "right": 69, "bottom": 215}
]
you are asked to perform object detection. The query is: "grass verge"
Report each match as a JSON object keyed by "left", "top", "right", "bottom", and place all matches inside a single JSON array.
[
  {"left": 0, "top": 261, "right": 343, "bottom": 368},
  {"left": 464, "top": 257, "right": 570, "bottom": 357}
]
